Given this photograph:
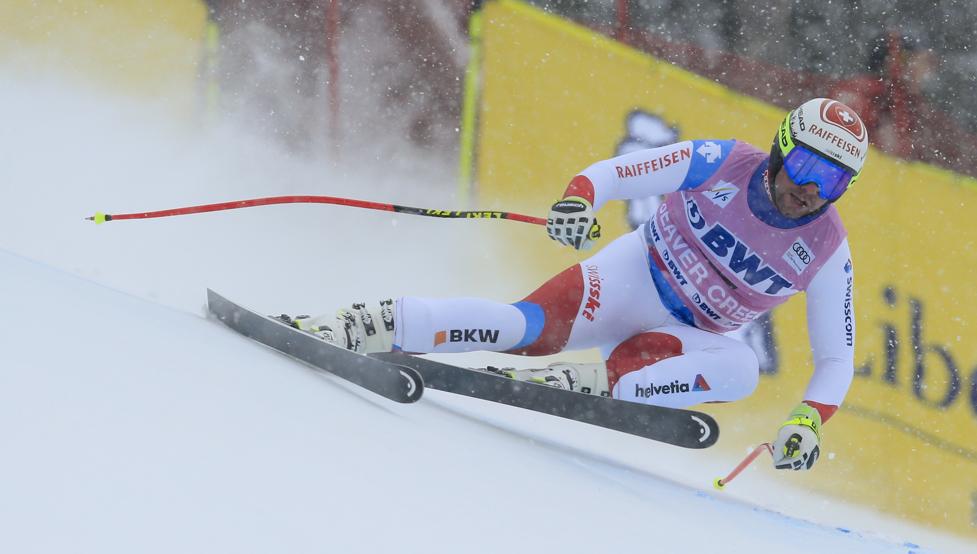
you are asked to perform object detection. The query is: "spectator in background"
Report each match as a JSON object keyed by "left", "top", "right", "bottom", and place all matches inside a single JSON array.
[
  {"left": 364, "top": 1, "right": 474, "bottom": 148},
  {"left": 204, "top": 0, "right": 475, "bottom": 153},
  {"left": 830, "top": 31, "right": 941, "bottom": 160},
  {"left": 204, "top": 0, "right": 331, "bottom": 152}
]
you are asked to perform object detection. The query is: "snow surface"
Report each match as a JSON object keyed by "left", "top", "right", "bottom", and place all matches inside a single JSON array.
[{"left": 2, "top": 69, "right": 976, "bottom": 554}]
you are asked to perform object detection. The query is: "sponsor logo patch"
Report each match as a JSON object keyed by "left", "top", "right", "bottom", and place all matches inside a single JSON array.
[
  {"left": 783, "top": 238, "right": 816, "bottom": 275},
  {"left": 705, "top": 181, "right": 739, "bottom": 208},
  {"left": 843, "top": 277, "right": 854, "bottom": 347},
  {"left": 686, "top": 198, "right": 794, "bottom": 295},
  {"left": 696, "top": 141, "right": 722, "bottom": 163},
  {"left": 821, "top": 99, "right": 866, "bottom": 141},
  {"left": 582, "top": 264, "right": 603, "bottom": 321},
  {"left": 614, "top": 147, "right": 691, "bottom": 179},
  {"left": 434, "top": 329, "right": 501, "bottom": 347},
  {"left": 634, "top": 374, "right": 711, "bottom": 398}
]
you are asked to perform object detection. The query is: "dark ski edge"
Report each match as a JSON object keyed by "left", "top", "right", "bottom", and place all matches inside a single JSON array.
[{"left": 373, "top": 352, "right": 717, "bottom": 448}]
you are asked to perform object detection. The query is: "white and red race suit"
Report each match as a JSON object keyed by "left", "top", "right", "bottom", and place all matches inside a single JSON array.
[{"left": 394, "top": 140, "right": 855, "bottom": 422}]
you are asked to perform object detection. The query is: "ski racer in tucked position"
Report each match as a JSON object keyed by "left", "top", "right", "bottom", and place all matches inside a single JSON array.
[{"left": 283, "top": 98, "right": 868, "bottom": 471}]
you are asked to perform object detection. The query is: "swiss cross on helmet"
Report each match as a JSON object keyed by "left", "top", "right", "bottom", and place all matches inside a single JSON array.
[{"left": 769, "top": 98, "right": 869, "bottom": 202}]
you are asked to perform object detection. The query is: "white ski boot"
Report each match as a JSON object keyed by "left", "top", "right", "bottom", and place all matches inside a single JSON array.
[
  {"left": 488, "top": 363, "right": 610, "bottom": 396},
  {"left": 275, "top": 299, "right": 395, "bottom": 354}
]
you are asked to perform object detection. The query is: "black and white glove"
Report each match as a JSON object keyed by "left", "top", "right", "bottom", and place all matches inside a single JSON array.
[
  {"left": 546, "top": 196, "right": 601, "bottom": 250},
  {"left": 772, "top": 402, "right": 823, "bottom": 471}
]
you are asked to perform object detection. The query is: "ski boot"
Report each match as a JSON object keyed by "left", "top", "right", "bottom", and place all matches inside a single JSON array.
[
  {"left": 274, "top": 299, "right": 395, "bottom": 354},
  {"left": 485, "top": 363, "right": 610, "bottom": 396}
]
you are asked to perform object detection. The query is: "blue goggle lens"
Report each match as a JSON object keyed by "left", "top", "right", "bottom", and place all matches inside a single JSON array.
[{"left": 782, "top": 145, "right": 854, "bottom": 201}]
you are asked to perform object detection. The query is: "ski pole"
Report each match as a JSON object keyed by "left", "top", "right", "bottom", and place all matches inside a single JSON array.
[
  {"left": 713, "top": 442, "right": 773, "bottom": 490},
  {"left": 86, "top": 195, "right": 547, "bottom": 226}
]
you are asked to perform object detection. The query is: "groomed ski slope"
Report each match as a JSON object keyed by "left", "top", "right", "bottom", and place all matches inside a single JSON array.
[
  {"left": 2, "top": 71, "right": 975, "bottom": 554},
  {"left": 1, "top": 247, "right": 972, "bottom": 554}
]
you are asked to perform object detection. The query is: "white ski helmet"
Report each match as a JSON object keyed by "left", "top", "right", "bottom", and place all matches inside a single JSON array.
[{"left": 771, "top": 98, "right": 869, "bottom": 201}]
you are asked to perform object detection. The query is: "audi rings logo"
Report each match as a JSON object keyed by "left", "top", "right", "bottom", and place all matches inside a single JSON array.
[
  {"left": 783, "top": 238, "right": 816, "bottom": 275},
  {"left": 792, "top": 242, "right": 812, "bottom": 264}
]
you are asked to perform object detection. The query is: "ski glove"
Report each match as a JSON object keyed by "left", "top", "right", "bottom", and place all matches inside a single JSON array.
[
  {"left": 772, "top": 402, "right": 822, "bottom": 471},
  {"left": 546, "top": 196, "right": 601, "bottom": 250}
]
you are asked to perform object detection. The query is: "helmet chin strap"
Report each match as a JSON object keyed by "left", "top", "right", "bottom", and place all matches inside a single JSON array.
[{"left": 763, "top": 168, "right": 787, "bottom": 215}]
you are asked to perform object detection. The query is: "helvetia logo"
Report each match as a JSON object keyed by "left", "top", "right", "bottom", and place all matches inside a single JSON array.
[
  {"left": 434, "top": 329, "right": 501, "bottom": 347},
  {"left": 635, "top": 374, "right": 710, "bottom": 398}
]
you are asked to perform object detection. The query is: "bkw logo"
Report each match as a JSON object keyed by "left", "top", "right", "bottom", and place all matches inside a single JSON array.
[{"left": 434, "top": 329, "right": 500, "bottom": 347}]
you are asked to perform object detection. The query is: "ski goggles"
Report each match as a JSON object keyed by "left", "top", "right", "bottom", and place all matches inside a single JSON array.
[{"left": 778, "top": 117, "right": 859, "bottom": 201}]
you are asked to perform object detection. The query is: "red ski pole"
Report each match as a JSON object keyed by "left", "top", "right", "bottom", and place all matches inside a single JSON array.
[
  {"left": 86, "top": 195, "right": 547, "bottom": 226},
  {"left": 713, "top": 442, "right": 773, "bottom": 490}
]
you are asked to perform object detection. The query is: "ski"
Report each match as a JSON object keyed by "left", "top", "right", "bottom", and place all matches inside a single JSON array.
[
  {"left": 207, "top": 289, "right": 423, "bottom": 403},
  {"left": 371, "top": 353, "right": 718, "bottom": 448}
]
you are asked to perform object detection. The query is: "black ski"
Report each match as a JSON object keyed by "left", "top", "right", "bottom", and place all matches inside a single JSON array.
[
  {"left": 371, "top": 353, "right": 718, "bottom": 448},
  {"left": 207, "top": 289, "right": 423, "bottom": 403}
]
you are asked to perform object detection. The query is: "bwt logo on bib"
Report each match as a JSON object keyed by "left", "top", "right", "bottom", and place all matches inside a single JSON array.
[
  {"left": 685, "top": 198, "right": 794, "bottom": 295},
  {"left": 434, "top": 329, "right": 500, "bottom": 346}
]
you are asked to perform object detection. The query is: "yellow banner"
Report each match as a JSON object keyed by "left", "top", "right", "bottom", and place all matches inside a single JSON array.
[
  {"left": 0, "top": 0, "right": 209, "bottom": 114},
  {"left": 473, "top": 0, "right": 977, "bottom": 538}
]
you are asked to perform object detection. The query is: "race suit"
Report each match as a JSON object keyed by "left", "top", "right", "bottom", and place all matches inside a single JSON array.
[{"left": 393, "top": 140, "right": 855, "bottom": 421}]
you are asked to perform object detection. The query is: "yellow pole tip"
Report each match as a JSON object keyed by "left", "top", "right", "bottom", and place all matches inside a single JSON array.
[
  {"left": 92, "top": 212, "right": 107, "bottom": 225},
  {"left": 713, "top": 478, "right": 726, "bottom": 491}
]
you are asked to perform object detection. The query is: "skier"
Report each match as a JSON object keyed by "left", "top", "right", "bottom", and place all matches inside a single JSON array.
[{"left": 283, "top": 98, "right": 868, "bottom": 471}]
